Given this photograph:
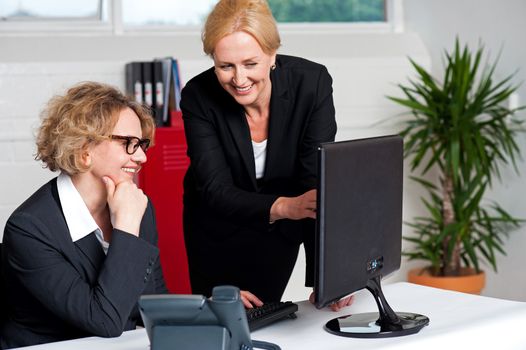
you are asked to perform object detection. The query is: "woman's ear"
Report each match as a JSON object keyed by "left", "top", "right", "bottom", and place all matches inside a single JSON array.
[
  {"left": 81, "top": 148, "right": 92, "bottom": 168},
  {"left": 270, "top": 52, "right": 277, "bottom": 70}
]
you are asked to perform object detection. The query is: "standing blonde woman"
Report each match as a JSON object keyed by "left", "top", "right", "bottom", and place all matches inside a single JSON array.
[
  {"left": 181, "top": 0, "right": 352, "bottom": 310},
  {"left": 1, "top": 82, "right": 167, "bottom": 348}
]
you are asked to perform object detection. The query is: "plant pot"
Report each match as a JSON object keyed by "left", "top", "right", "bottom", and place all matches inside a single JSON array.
[{"left": 407, "top": 267, "right": 486, "bottom": 294}]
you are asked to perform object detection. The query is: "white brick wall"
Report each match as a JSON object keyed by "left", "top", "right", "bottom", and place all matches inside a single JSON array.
[
  {"left": 0, "top": 32, "right": 431, "bottom": 302},
  {"left": 0, "top": 50, "right": 426, "bottom": 240}
]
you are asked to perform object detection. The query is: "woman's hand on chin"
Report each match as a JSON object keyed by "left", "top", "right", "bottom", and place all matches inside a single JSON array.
[{"left": 102, "top": 176, "right": 147, "bottom": 236}]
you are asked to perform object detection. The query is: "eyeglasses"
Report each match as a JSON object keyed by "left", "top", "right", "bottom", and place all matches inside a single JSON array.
[{"left": 110, "top": 135, "right": 151, "bottom": 155}]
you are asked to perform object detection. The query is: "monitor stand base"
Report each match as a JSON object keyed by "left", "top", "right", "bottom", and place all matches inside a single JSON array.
[{"left": 324, "top": 276, "right": 430, "bottom": 338}]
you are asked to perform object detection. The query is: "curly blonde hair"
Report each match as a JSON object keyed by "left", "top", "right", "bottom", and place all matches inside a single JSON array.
[
  {"left": 202, "top": 0, "right": 280, "bottom": 57},
  {"left": 35, "top": 81, "right": 155, "bottom": 175}
]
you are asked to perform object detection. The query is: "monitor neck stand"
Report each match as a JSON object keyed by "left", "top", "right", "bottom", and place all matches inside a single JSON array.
[{"left": 324, "top": 276, "right": 430, "bottom": 338}]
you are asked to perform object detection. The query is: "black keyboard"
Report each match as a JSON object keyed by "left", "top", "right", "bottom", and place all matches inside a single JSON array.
[{"left": 246, "top": 301, "right": 298, "bottom": 331}]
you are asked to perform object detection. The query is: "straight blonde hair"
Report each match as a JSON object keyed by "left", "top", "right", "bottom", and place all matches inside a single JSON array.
[{"left": 202, "top": 0, "right": 280, "bottom": 56}]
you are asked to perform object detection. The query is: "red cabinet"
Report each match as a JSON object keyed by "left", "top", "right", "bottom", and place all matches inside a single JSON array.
[{"left": 138, "top": 111, "right": 191, "bottom": 294}]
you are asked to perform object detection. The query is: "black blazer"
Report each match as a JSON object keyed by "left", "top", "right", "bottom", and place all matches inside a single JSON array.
[
  {"left": 181, "top": 54, "right": 337, "bottom": 292},
  {"left": 0, "top": 178, "right": 167, "bottom": 349}
]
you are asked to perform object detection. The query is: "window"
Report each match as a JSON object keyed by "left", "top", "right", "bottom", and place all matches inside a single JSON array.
[
  {"left": 121, "top": 0, "right": 215, "bottom": 26},
  {"left": 0, "top": 0, "right": 103, "bottom": 21},
  {"left": 122, "top": 0, "right": 385, "bottom": 26},
  {"left": 0, "top": 0, "right": 394, "bottom": 33},
  {"left": 121, "top": 0, "right": 385, "bottom": 26},
  {"left": 269, "top": 0, "right": 385, "bottom": 23}
]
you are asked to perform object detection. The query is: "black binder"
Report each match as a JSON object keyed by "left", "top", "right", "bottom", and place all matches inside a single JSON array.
[
  {"left": 172, "top": 58, "right": 182, "bottom": 112},
  {"left": 125, "top": 62, "right": 143, "bottom": 104},
  {"left": 142, "top": 61, "right": 160, "bottom": 126},
  {"left": 153, "top": 60, "right": 165, "bottom": 126},
  {"left": 156, "top": 57, "right": 173, "bottom": 126},
  {"left": 125, "top": 58, "right": 182, "bottom": 127}
]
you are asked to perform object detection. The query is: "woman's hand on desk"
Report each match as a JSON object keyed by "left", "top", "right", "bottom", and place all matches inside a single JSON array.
[
  {"left": 270, "top": 189, "right": 317, "bottom": 222},
  {"left": 309, "top": 291, "right": 354, "bottom": 312},
  {"left": 240, "top": 290, "right": 264, "bottom": 309},
  {"left": 330, "top": 294, "right": 354, "bottom": 312}
]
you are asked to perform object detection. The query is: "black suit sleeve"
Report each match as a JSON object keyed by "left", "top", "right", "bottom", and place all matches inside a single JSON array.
[
  {"left": 299, "top": 65, "right": 337, "bottom": 189},
  {"left": 143, "top": 201, "right": 169, "bottom": 294},
  {"left": 298, "top": 65, "right": 337, "bottom": 287},
  {"left": 4, "top": 211, "right": 159, "bottom": 338}
]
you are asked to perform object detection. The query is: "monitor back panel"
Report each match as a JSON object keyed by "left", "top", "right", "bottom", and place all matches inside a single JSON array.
[{"left": 315, "top": 135, "right": 403, "bottom": 307}]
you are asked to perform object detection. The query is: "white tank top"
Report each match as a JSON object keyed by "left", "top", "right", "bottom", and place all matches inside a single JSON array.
[{"left": 252, "top": 139, "right": 268, "bottom": 179}]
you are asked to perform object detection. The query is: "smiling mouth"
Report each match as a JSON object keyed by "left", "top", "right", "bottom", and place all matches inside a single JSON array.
[
  {"left": 122, "top": 167, "right": 141, "bottom": 174},
  {"left": 234, "top": 84, "right": 253, "bottom": 93}
]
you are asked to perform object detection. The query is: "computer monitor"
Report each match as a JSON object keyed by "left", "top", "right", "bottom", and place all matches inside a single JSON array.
[{"left": 314, "top": 135, "right": 429, "bottom": 338}]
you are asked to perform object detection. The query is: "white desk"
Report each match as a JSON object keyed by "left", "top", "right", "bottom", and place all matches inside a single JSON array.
[{"left": 18, "top": 282, "right": 526, "bottom": 349}]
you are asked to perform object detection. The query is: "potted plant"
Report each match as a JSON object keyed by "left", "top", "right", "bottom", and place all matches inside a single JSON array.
[{"left": 389, "top": 39, "right": 524, "bottom": 293}]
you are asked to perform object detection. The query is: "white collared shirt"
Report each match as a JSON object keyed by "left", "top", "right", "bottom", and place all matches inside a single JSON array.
[{"left": 56, "top": 172, "right": 109, "bottom": 254}]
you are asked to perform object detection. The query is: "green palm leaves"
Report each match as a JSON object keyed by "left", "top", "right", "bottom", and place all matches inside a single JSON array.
[{"left": 389, "top": 39, "right": 524, "bottom": 276}]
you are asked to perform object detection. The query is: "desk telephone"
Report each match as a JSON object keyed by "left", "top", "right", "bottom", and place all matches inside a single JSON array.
[{"left": 139, "top": 285, "right": 281, "bottom": 350}]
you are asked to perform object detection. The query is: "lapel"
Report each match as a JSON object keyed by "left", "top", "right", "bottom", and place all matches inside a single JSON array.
[
  {"left": 50, "top": 179, "right": 80, "bottom": 260},
  {"left": 223, "top": 97, "right": 258, "bottom": 190},
  {"left": 265, "top": 62, "right": 291, "bottom": 180},
  {"left": 50, "top": 179, "right": 104, "bottom": 277}
]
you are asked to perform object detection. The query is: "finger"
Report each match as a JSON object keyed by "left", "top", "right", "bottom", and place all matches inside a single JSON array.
[
  {"left": 243, "top": 290, "right": 263, "bottom": 307},
  {"left": 240, "top": 295, "right": 253, "bottom": 309},
  {"left": 328, "top": 296, "right": 353, "bottom": 312},
  {"left": 306, "top": 190, "right": 317, "bottom": 202},
  {"left": 240, "top": 290, "right": 263, "bottom": 308},
  {"left": 305, "top": 203, "right": 317, "bottom": 213},
  {"left": 345, "top": 295, "right": 355, "bottom": 306},
  {"left": 337, "top": 299, "right": 347, "bottom": 309},
  {"left": 241, "top": 297, "right": 252, "bottom": 309},
  {"left": 305, "top": 194, "right": 317, "bottom": 211},
  {"left": 309, "top": 291, "right": 316, "bottom": 304},
  {"left": 306, "top": 209, "right": 317, "bottom": 219},
  {"left": 306, "top": 189, "right": 317, "bottom": 197},
  {"left": 330, "top": 303, "right": 340, "bottom": 312},
  {"left": 336, "top": 295, "right": 353, "bottom": 310},
  {"left": 102, "top": 176, "right": 115, "bottom": 199}
]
